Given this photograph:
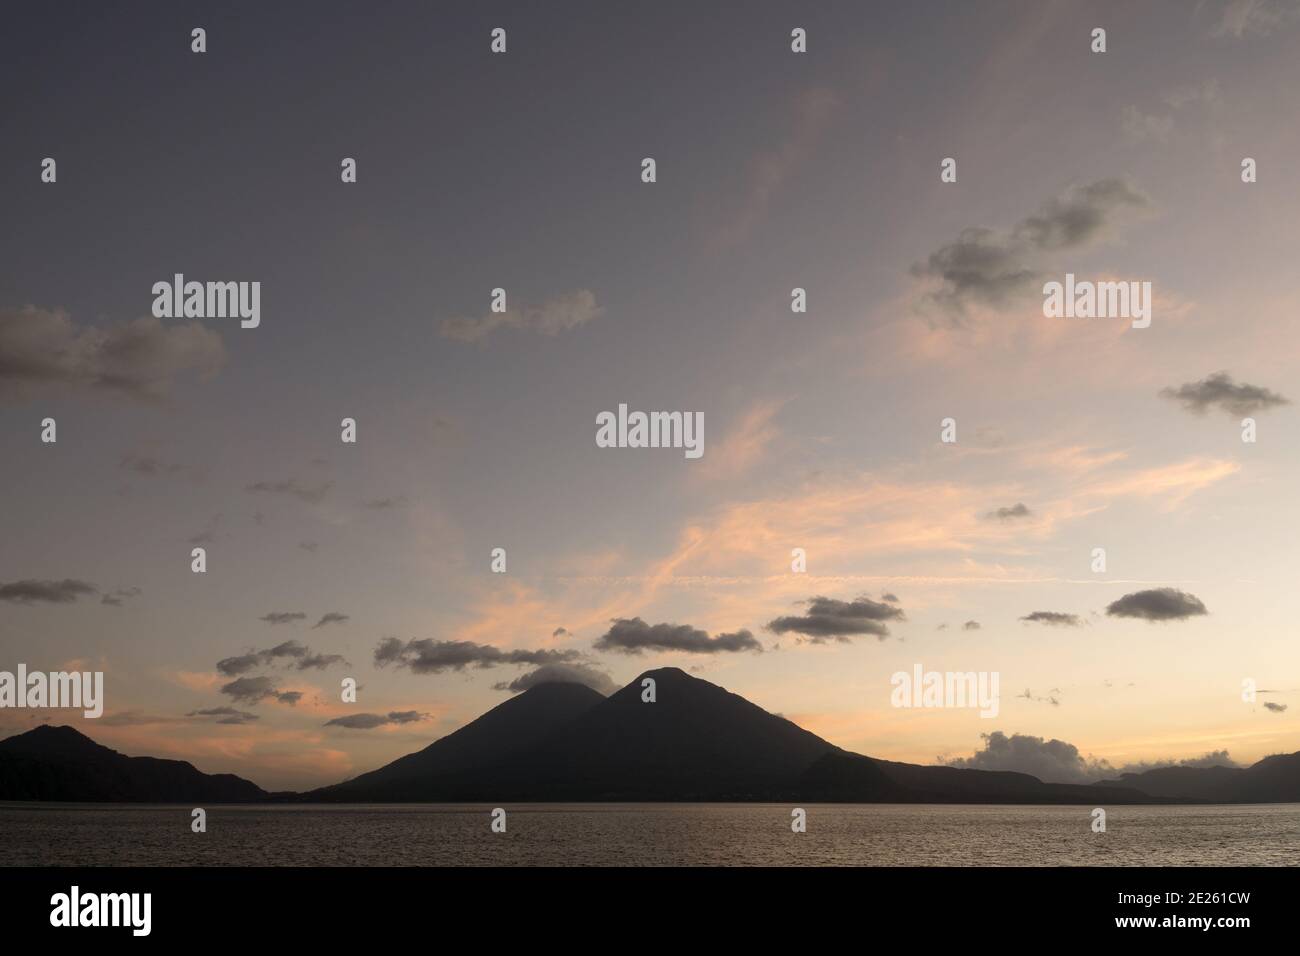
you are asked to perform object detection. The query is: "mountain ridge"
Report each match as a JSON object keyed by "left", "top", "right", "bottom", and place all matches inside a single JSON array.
[{"left": 5, "top": 669, "right": 1299, "bottom": 804}]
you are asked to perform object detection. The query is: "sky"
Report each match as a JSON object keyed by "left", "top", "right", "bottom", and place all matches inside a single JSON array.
[{"left": 1, "top": 0, "right": 1298, "bottom": 791}]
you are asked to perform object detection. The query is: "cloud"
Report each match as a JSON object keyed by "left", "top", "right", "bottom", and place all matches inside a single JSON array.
[
  {"left": 962, "top": 620, "right": 981, "bottom": 631},
  {"left": 697, "top": 399, "right": 784, "bottom": 481},
  {"left": 943, "top": 731, "right": 1110, "bottom": 784},
  {"left": 1017, "top": 688, "right": 1061, "bottom": 706},
  {"left": 185, "top": 706, "right": 260, "bottom": 725},
  {"left": 218, "top": 676, "right": 302, "bottom": 706},
  {"left": 1116, "top": 750, "right": 1240, "bottom": 772},
  {"left": 1263, "top": 702, "right": 1288, "bottom": 713},
  {"left": 363, "top": 497, "right": 407, "bottom": 510},
  {"left": 1120, "top": 80, "right": 1223, "bottom": 144},
  {"left": 0, "top": 579, "right": 97, "bottom": 605},
  {"left": 1105, "top": 588, "right": 1208, "bottom": 621},
  {"left": 910, "top": 179, "right": 1150, "bottom": 323},
  {"left": 1160, "top": 371, "right": 1289, "bottom": 417},
  {"left": 1019, "top": 611, "right": 1083, "bottom": 627},
  {"left": 100, "top": 586, "right": 142, "bottom": 607},
  {"left": 324, "top": 710, "right": 430, "bottom": 729},
  {"left": 1209, "top": 0, "right": 1300, "bottom": 37},
  {"left": 710, "top": 87, "right": 839, "bottom": 248},
  {"left": 439, "top": 289, "right": 602, "bottom": 344},
  {"left": 944, "top": 732, "right": 1239, "bottom": 783},
  {"left": 260, "top": 612, "right": 307, "bottom": 625},
  {"left": 245, "top": 480, "right": 331, "bottom": 504},
  {"left": 373, "top": 637, "right": 582, "bottom": 674},
  {"left": 986, "top": 502, "right": 1031, "bottom": 521},
  {"left": 0, "top": 307, "right": 226, "bottom": 404},
  {"left": 593, "top": 618, "right": 762, "bottom": 655},
  {"left": 313, "top": 612, "right": 349, "bottom": 628},
  {"left": 216, "top": 640, "right": 348, "bottom": 676},
  {"left": 767, "top": 595, "right": 905, "bottom": 643},
  {"left": 97, "top": 711, "right": 186, "bottom": 727},
  {"left": 1120, "top": 105, "right": 1175, "bottom": 143},
  {"left": 492, "top": 662, "right": 618, "bottom": 696}
]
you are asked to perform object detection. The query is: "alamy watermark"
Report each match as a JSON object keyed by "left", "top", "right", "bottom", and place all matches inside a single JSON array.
[
  {"left": 50, "top": 886, "right": 150, "bottom": 936},
  {"left": 595, "top": 404, "right": 703, "bottom": 459},
  {"left": 152, "top": 273, "right": 260, "bottom": 328},
  {"left": 0, "top": 665, "right": 103, "bottom": 718},
  {"left": 891, "top": 663, "right": 1000, "bottom": 718},
  {"left": 1043, "top": 273, "right": 1151, "bottom": 328}
]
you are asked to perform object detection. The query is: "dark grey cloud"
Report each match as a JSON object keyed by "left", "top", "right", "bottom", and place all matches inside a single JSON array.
[
  {"left": 363, "top": 496, "right": 407, "bottom": 510},
  {"left": 1263, "top": 701, "right": 1288, "bottom": 713},
  {"left": 219, "top": 676, "right": 302, "bottom": 706},
  {"left": 216, "top": 640, "right": 348, "bottom": 676},
  {"left": 594, "top": 618, "right": 763, "bottom": 655},
  {"left": 1105, "top": 588, "right": 1208, "bottom": 621},
  {"left": 186, "top": 706, "right": 260, "bottom": 725},
  {"left": 494, "top": 662, "right": 618, "bottom": 696},
  {"left": 324, "top": 710, "right": 430, "bottom": 729},
  {"left": 219, "top": 639, "right": 351, "bottom": 676},
  {"left": 215, "top": 653, "right": 262, "bottom": 677},
  {"left": 245, "top": 479, "right": 331, "bottom": 504},
  {"left": 880, "top": 593, "right": 900, "bottom": 604},
  {"left": 0, "top": 307, "right": 226, "bottom": 404},
  {"left": 911, "top": 178, "right": 1149, "bottom": 323},
  {"left": 0, "top": 578, "right": 97, "bottom": 605},
  {"left": 1019, "top": 611, "right": 1083, "bottom": 627},
  {"left": 312, "top": 612, "right": 349, "bottom": 628},
  {"left": 911, "top": 227, "right": 1041, "bottom": 319},
  {"left": 260, "top": 611, "right": 307, "bottom": 625},
  {"left": 100, "top": 586, "right": 142, "bottom": 607},
  {"left": 1011, "top": 178, "right": 1150, "bottom": 250},
  {"left": 963, "top": 620, "right": 981, "bottom": 631},
  {"left": 766, "top": 595, "right": 905, "bottom": 643},
  {"left": 1160, "top": 371, "right": 1289, "bottom": 417},
  {"left": 373, "top": 637, "right": 581, "bottom": 674},
  {"left": 987, "top": 502, "right": 1031, "bottom": 521}
]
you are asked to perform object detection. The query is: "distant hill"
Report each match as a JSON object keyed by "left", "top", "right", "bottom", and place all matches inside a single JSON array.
[
  {"left": 0, "top": 724, "right": 266, "bottom": 802},
  {"left": 1096, "top": 752, "right": 1300, "bottom": 803}
]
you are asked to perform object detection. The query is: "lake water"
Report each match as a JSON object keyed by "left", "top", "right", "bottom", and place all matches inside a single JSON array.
[{"left": 3, "top": 802, "right": 1297, "bottom": 866}]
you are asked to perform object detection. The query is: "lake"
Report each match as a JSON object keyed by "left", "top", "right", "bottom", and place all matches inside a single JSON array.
[{"left": 3, "top": 802, "right": 1297, "bottom": 866}]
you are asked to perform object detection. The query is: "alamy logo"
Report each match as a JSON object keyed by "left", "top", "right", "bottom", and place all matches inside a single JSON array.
[
  {"left": 0, "top": 665, "right": 103, "bottom": 718},
  {"left": 891, "top": 664, "right": 1000, "bottom": 718},
  {"left": 152, "top": 273, "right": 261, "bottom": 328},
  {"left": 50, "top": 886, "right": 151, "bottom": 936},
  {"left": 595, "top": 404, "right": 704, "bottom": 459},
  {"left": 1042, "top": 273, "right": 1151, "bottom": 328}
]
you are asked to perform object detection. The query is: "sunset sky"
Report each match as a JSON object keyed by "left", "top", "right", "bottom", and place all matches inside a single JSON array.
[{"left": 2, "top": 0, "right": 1298, "bottom": 791}]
